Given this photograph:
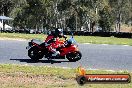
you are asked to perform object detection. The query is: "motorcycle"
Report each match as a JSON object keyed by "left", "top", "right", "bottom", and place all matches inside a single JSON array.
[{"left": 26, "top": 35, "right": 82, "bottom": 62}]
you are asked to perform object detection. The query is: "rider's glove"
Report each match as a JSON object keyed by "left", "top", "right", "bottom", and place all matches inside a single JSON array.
[{"left": 63, "top": 35, "right": 67, "bottom": 39}]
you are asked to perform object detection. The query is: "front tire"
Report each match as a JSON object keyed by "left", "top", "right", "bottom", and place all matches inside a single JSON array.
[
  {"left": 28, "top": 46, "right": 44, "bottom": 61},
  {"left": 66, "top": 51, "right": 82, "bottom": 62}
]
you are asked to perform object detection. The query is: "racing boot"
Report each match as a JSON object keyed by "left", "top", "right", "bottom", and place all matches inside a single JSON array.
[
  {"left": 52, "top": 51, "right": 60, "bottom": 57},
  {"left": 52, "top": 49, "right": 60, "bottom": 56}
]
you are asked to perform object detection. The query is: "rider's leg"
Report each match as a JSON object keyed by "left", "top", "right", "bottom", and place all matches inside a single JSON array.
[
  {"left": 51, "top": 48, "right": 60, "bottom": 56},
  {"left": 49, "top": 43, "right": 60, "bottom": 56}
]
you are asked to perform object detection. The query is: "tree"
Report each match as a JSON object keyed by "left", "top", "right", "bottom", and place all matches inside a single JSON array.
[
  {"left": 13, "top": 0, "right": 50, "bottom": 29},
  {"left": 109, "top": 0, "right": 132, "bottom": 32},
  {"left": 1, "top": 0, "right": 131, "bottom": 32},
  {"left": 99, "top": 6, "right": 113, "bottom": 32}
]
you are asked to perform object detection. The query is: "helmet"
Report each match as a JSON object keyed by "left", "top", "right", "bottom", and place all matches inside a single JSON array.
[{"left": 55, "top": 28, "right": 63, "bottom": 37}]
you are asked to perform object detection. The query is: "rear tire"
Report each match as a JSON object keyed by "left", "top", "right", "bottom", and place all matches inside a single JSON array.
[
  {"left": 28, "top": 46, "right": 44, "bottom": 61},
  {"left": 66, "top": 51, "right": 82, "bottom": 62}
]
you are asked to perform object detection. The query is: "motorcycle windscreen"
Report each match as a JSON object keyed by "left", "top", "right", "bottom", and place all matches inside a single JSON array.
[{"left": 68, "top": 37, "right": 77, "bottom": 45}]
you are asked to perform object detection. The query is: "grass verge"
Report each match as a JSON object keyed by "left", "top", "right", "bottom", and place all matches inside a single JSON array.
[
  {"left": 0, "top": 33, "right": 132, "bottom": 46},
  {"left": 0, "top": 64, "right": 131, "bottom": 88}
]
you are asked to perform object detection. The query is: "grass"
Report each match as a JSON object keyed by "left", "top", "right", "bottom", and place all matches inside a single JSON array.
[
  {"left": 0, "top": 64, "right": 131, "bottom": 88},
  {"left": 0, "top": 33, "right": 132, "bottom": 46}
]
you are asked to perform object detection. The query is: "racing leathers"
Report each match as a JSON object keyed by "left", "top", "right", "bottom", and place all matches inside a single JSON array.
[{"left": 45, "top": 34, "right": 66, "bottom": 57}]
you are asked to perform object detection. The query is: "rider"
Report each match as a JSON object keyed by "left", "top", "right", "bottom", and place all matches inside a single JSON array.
[{"left": 45, "top": 28, "right": 67, "bottom": 57}]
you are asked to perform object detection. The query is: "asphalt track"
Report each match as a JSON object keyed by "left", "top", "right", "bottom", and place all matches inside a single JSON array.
[{"left": 0, "top": 39, "right": 132, "bottom": 71}]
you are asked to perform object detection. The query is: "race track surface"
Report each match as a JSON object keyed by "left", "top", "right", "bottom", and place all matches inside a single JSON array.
[{"left": 0, "top": 39, "right": 132, "bottom": 71}]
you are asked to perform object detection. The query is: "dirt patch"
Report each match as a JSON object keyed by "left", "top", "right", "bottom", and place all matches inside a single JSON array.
[
  {"left": 0, "top": 72, "right": 74, "bottom": 87},
  {"left": 120, "top": 26, "right": 132, "bottom": 32}
]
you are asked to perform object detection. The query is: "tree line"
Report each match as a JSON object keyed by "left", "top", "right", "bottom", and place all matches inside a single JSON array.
[{"left": 0, "top": 0, "right": 131, "bottom": 32}]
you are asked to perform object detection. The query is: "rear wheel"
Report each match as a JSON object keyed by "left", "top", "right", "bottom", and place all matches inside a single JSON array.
[
  {"left": 66, "top": 51, "right": 82, "bottom": 62},
  {"left": 28, "top": 46, "right": 44, "bottom": 61}
]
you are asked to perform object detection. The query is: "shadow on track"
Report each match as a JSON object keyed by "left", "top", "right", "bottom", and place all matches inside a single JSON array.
[{"left": 10, "top": 58, "right": 70, "bottom": 64}]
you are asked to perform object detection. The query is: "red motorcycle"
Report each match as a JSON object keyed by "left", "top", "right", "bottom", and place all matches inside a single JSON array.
[{"left": 26, "top": 35, "right": 82, "bottom": 62}]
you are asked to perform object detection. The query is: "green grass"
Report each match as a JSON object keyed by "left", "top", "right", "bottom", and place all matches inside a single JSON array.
[
  {"left": 0, "top": 33, "right": 47, "bottom": 40},
  {"left": 0, "top": 64, "right": 131, "bottom": 88},
  {"left": 74, "top": 36, "right": 132, "bottom": 45},
  {"left": 0, "top": 33, "right": 132, "bottom": 45}
]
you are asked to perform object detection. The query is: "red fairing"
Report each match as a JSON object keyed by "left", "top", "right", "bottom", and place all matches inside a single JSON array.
[
  {"left": 45, "top": 35, "right": 79, "bottom": 56},
  {"left": 60, "top": 45, "right": 78, "bottom": 56},
  {"left": 45, "top": 35, "right": 63, "bottom": 52},
  {"left": 45, "top": 35, "right": 54, "bottom": 42}
]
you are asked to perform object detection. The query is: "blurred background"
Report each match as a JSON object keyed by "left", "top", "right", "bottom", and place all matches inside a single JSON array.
[{"left": 0, "top": 0, "right": 131, "bottom": 38}]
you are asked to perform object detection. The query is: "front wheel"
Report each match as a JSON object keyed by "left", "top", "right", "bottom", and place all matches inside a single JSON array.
[
  {"left": 66, "top": 51, "right": 82, "bottom": 62},
  {"left": 28, "top": 46, "right": 44, "bottom": 61}
]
